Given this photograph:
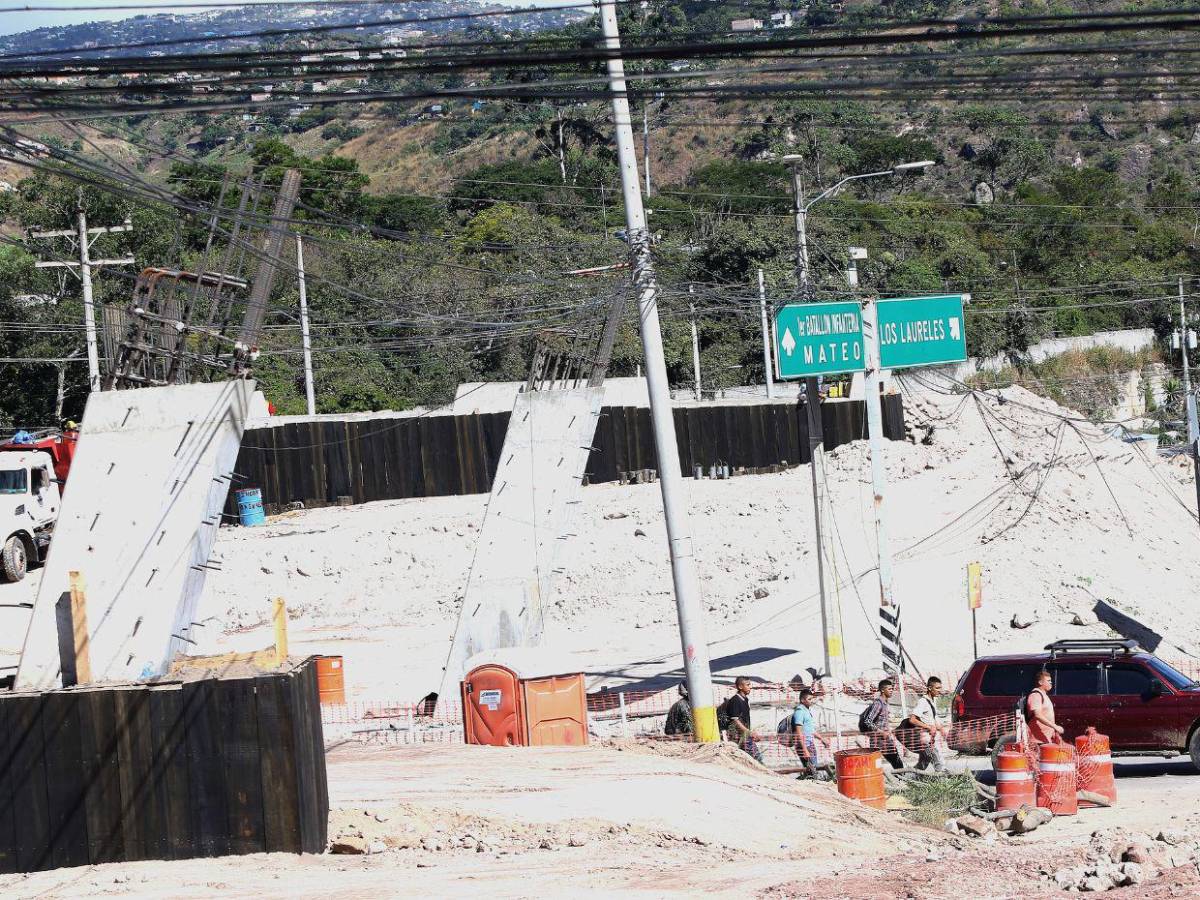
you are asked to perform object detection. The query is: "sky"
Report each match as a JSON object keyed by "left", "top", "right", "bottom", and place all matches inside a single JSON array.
[{"left": 0, "top": 0, "right": 576, "bottom": 38}]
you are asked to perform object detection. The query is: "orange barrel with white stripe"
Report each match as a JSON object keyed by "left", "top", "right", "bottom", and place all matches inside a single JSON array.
[
  {"left": 1075, "top": 727, "right": 1116, "bottom": 806},
  {"left": 834, "top": 749, "right": 886, "bottom": 810},
  {"left": 994, "top": 749, "right": 1037, "bottom": 811},
  {"left": 1036, "top": 742, "right": 1078, "bottom": 816}
]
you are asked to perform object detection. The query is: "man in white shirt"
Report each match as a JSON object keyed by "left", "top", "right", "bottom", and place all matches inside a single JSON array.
[{"left": 901, "top": 676, "right": 946, "bottom": 773}]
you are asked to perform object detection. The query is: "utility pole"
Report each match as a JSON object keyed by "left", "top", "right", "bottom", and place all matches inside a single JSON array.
[
  {"left": 643, "top": 105, "right": 652, "bottom": 196},
  {"left": 296, "top": 235, "right": 316, "bottom": 417},
  {"left": 862, "top": 298, "right": 906, "bottom": 715},
  {"left": 600, "top": 0, "right": 718, "bottom": 741},
  {"left": 32, "top": 190, "right": 134, "bottom": 393},
  {"left": 757, "top": 268, "right": 775, "bottom": 400},
  {"left": 1176, "top": 277, "right": 1200, "bottom": 532},
  {"left": 783, "top": 156, "right": 838, "bottom": 689}
]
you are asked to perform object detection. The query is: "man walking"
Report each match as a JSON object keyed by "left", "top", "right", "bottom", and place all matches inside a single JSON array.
[
  {"left": 859, "top": 678, "right": 904, "bottom": 770},
  {"left": 1025, "top": 669, "right": 1064, "bottom": 746},
  {"left": 724, "top": 676, "right": 759, "bottom": 758},
  {"left": 791, "top": 688, "right": 819, "bottom": 777},
  {"left": 664, "top": 681, "right": 692, "bottom": 737},
  {"left": 901, "top": 676, "right": 947, "bottom": 773}
]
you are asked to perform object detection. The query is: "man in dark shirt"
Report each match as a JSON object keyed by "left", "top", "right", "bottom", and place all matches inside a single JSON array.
[
  {"left": 859, "top": 678, "right": 904, "bottom": 770},
  {"left": 724, "top": 676, "right": 758, "bottom": 758},
  {"left": 664, "top": 681, "right": 692, "bottom": 736}
]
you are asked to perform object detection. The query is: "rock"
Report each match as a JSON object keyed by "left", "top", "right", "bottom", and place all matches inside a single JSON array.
[
  {"left": 1192, "top": 124, "right": 1200, "bottom": 145},
  {"left": 1071, "top": 608, "right": 1099, "bottom": 626},
  {"left": 460, "top": 836, "right": 478, "bottom": 849},
  {"left": 538, "top": 838, "right": 558, "bottom": 850},
  {"left": 1091, "top": 112, "right": 1120, "bottom": 140},
  {"left": 1080, "top": 874, "right": 1113, "bottom": 892},
  {"left": 1122, "top": 845, "right": 1151, "bottom": 865},
  {"left": 567, "top": 832, "right": 587, "bottom": 848},
  {"left": 1054, "top": 867, "right": 1084, "bottom": 889},
  {"left": 260, "top": 566, "right": 273, "bottom": 575},
  {"left": 926, "top": 851, "right": 942, "bottom": 862},
  {"left": 943, "top": 820, "right": 960, "bottom": 835},
  {"left": 1117, "top": 862, "right": 1146, "bottom": 886},
  {"left": 374, "top": 813, "right": 390, "bottom": 823},
  {"left": 753, "top": 587, "right": 770, "bottom": 600},
  {"left": 953, "top": 814, "right": 995, "bottom": 838},
  {"left": 367, "top": 840, "right": 387, "bottom": 855},
  {"left": 330, "top": 836, "right": 368, "bottom": 855},
  {"left": 1156, "top": 829, "right": 1187, "bottom": 846},
  {"left": 959, "top": 141, "right": 978, "bottom": 161},
  {"left": 633, "top": 528, "right": 646, "bottom": 538},
  {"left": 974, "top": 181, "right": 994, "bottom": 205},
  {"left": 420, "top": 837, "right": 444, "bottom": 853},
  {"left": 296, "top": 566, "right": 311, "bottom": 577},
  {"left": 603, "top": 512, "right": 628, "bottom": 520},
  {"left": 1118, "top": 144, "right": 1152, "bottom": 182},
  {"left": 1010, "top": 612, "right": 1035, "bottom": 629}
]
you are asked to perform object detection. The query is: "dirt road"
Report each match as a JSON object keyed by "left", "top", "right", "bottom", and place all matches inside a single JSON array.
[{"left": 4, "top": 742, "right": 1199, "bottom": 899}]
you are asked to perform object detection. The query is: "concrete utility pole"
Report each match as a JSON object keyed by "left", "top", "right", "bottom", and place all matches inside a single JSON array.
[
  {"left": 690, "top": 293, "right": 702, "bottom": 402},
  {"left": 600, "top": 0, "right": 718, "bottom": 741},
  {"left": 1176, "top": 277, "right": 1200, "bottom": 531},
  {"left": 32, "top": 190, "right": 134, "bottom": 393},
  {"left": 758, "top": 268, "right": 775, "bottom": 400},
  {"left": 862, "top": 298, "right": 906, "bottom": 715},
  {"left": 296, "top": 235, "right": 316, "bottom": 416}
]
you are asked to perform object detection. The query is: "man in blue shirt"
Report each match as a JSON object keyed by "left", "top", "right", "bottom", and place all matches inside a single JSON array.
[{"left": 791, "top": 688, "right": 819, "bottom": 776}]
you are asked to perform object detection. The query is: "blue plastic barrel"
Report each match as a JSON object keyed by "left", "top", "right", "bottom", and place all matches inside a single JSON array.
[{"left": 236, "top": 487, "right": 266, "bottom": 526}]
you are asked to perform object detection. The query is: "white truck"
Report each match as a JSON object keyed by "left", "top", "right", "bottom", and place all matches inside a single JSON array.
[{"left": 0, "top": 433, "right": 73, "bottom": 582}]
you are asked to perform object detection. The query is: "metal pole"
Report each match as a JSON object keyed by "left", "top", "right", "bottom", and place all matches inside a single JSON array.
[
  {"left": 600, "top": 0, "right": 718, "bottom": 742},
  {"left": 643, "top": 104, "right": 652, "bottom": 196},
  {"left": 862, "top": 298, "right": 907, "bottom": 716},
  {"left": 1180, "top": 277, "right": 1200, "bottom": 531},
  {"left": 758, "top": 268, "right": 775, "bottom": 400},
  {"left": 75, "top": 197, "right": 100, "bottom": 393},
  {"left": 296, "top": 235, "right": 316, "bottom": 416},
  {"left": 787, "top": 161, "right": 836, "bottom": 687},
  {"left": 690, "top": 298, "right": 702, "bottom": 402}
]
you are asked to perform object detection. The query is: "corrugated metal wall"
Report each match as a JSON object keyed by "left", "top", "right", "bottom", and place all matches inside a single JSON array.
[{"left": 226, "top": 396, "right": 905, "bottom": 518}]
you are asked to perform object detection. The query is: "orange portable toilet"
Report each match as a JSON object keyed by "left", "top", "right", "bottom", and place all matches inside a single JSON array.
[{"left": 462, "top": 649, "right": 589, "bottom": 748}]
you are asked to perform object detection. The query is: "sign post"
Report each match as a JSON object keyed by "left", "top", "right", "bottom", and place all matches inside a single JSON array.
[
  {"left": 967, "top": 561, "right": 983, "bottom": 660},
  {"left": 773, "top": 293, "right": 968, "bottom": 693}
]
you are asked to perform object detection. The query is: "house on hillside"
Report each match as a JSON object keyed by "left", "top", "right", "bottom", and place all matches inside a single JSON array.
[
  {"left": 731, "top": 17, "right": 763, "bottom": 31},
  {"left": 770, "top": 11, "right": 793, "bottom": 28}
]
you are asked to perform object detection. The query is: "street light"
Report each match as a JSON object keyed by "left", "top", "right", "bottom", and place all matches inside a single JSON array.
[
  {"left": 780, "top": 155, "right": 935, "bottom": 296},
  {"left": 776, "top": 154, "right": 935, "bottom": 711}
]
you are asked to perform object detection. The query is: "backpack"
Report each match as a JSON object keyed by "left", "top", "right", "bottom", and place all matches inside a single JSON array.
[
  {"left": 857, "top": 701, "right": 876, "bottom": 734},
  {"left": 777, "top": 712, "right": 794, "bottom": 734}
]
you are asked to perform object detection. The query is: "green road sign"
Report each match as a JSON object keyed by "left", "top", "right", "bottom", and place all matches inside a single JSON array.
[
  {"left": 773, "top": 301, "right": 865, "bottom": 379},
  {"left": 876, "top": 294, "right": 967, "bottom": 369}
]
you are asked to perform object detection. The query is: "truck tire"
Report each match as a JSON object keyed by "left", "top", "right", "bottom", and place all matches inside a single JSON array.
[
  {"left": 1190, "top": 726, "right": 1200, "bottom": 774},
  {"left": 0, "top": 535, "right": 27, "bottom": 583}
]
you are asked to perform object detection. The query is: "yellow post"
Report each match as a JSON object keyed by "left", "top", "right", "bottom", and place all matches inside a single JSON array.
[
  {"left": 272, "top": 597, "right": 288, "bottom": 667},
  {"left": 68, "top": 570, "right": 92, "bottom": 683}
]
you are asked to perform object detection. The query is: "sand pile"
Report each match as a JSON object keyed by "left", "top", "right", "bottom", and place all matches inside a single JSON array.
[{"left": 195, "top": 377, "right": 1200, "bottom": 694}]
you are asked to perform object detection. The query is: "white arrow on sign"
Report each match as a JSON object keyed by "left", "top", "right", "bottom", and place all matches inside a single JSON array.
[
  {"left": 949, "top": 317, "right": 961, "bottom": 341},
  {"left": 781, "top": 327, "right": 797, "bottom": 357}
]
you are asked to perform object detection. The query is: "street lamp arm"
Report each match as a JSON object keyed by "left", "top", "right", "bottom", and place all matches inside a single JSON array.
[{"left": 802, "top": 170, "right": 894, "bottom": 211}]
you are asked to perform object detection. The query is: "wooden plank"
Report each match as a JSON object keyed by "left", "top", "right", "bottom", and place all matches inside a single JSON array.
[
  {"left": 78, "top": 689, "right": 123, "bottom": 864},
  {"left": 113, "top": 687, "right": 160, "bottom": 861},
  {"left": 0, "top": 699, "right": 19, "bottom": 873},
  {"left": 323, "top": 422, "right": 351, "bottom": 503},
  {"left": 290, "top": 666, "right": 321, "bottom": 853},
  {"left": 148, "top": 686, "right": 193, "bottom": 861},
  {"left": 255, "top": 674, "right": 300, "bottom": 853},
  {"left": 40, "top": 692, "right": 90, "bottom": 869},
  {"left": 481, "top": 411, "right": 509, "bottom": 490},
  {"left": 8, "top": 695, "right": 51, "bottom": 872},
  {"left": 345, "top": 422, "right": 368, "bottom": 505},
  {"left": 218, "top": 678, "right": 265, "bottom": 856},
  {"left": 672, "top": 407, "right": 691, "bottom": 474},
  {"left": 305, "top": 663, "right": 329, "bottom": 850},
  {"left": 183, "top": 679, "right": 229, "bottom": 857}
]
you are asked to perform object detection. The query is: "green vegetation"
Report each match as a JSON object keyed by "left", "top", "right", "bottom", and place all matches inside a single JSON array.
[{"left": 900, "top": 772, "right": 980, "bottom": 828}]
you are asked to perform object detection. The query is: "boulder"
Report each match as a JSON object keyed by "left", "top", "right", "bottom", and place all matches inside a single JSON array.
[
  {"left": 974, "top": 182, "right": 995, "bottom": 205},
  {"left": 330, "top": 836, "right": 369, "bottom": 855}
]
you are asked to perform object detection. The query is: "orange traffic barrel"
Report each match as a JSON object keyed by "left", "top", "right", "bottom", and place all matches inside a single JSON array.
[
  {"left": 1075, "top": 727, "right": 1116, "bottom": 806},
  {"left": 316, "top": 655, "right": 346, "bottom": 704},
  {"left": 834, "top": 749, "right": 886, "bottom": 810},
  {"left": 1036, "top": 742, "right": 1078, "bottom": 815},
  {"left": 994, "top": 749, "right": 1037, "bottom": 811}
]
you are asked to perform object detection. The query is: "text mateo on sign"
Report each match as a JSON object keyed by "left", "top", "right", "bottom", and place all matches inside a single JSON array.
[{"left": 799, "top": 311, "right": 863, "bottom": 366}]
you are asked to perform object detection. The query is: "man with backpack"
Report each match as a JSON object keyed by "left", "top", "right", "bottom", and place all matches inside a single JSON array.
[
  {"left": 859, "top": 678, "right": 905, "bottom": 770},
  {"left": 789, "top": 688, "right": 820, "bottom": 777},
  {"left": 897, "top": 676, "right": 947, "bottom": 773},
  {"left": 1024, "top": 669, "right": 1064, "bottom": 746}
]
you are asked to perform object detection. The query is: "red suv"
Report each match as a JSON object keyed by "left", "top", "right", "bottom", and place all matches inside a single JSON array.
[{"left": 950, "top": 640, "right": 1200, "bottom": 768}]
